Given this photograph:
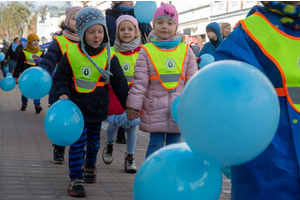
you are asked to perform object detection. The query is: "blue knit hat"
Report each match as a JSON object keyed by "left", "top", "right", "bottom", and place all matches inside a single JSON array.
[{"left": 75, "top": 7, "right": 112, "bottom": 82}]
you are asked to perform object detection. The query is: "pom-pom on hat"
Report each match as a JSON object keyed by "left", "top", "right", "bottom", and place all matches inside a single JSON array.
[
  {"left": 75, "top": 7, "right": 112, "bottom": 82},
  {"left": 27, "top": 33, "right": 39, "bottom": 43},
  {"left": 65, "top": 6, "right": 83, "bottom": 27},
  {"left": 153, "top": 2, "right": 178, "bottom": 28},
  {"left": 116, "top": 15, "right": 139, "bottom": 30}
]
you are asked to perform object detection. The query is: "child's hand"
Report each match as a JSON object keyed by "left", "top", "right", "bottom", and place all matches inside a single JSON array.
[
  {"left": 126, "top": 108, "right": 140, "bottom": 120},
  {"left": 59, "top": 94, "right": 69, "bottom": 100},
  {"left": 32, "top": 54, "right": 39, "bottom": 60}
]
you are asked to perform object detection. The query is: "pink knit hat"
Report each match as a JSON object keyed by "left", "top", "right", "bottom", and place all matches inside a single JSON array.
[
  {"left": 116, "top": 15, "right": 139, "bottom": 30},
  {"left": 153, "top": 2, "right": 178, "bottom": 28},
  {"left": 65, "top": 6, "right": 83, "bottom": 27}
]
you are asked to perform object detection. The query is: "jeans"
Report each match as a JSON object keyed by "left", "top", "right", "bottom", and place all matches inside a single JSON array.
[
  {"left": 21, "top": 95, "right": 40, "bottom": 105},
  {"left": 9, "top": 59, "right": 17, "bottom": 71},
  {"left": 145, "top": 132, "right": 181, "bottom": 158}
]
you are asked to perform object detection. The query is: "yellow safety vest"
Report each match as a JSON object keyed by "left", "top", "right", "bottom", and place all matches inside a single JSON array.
[
  {"left": 141, "top": 42, "right": 188, "bottom": 90},
  {"left": 67, "top": 43, "right": 114, "bottom": 93},
  {"left": 241, "top": 12, "right": 300, "bottom": 113},
  {"left": 111, "top": 46, "right": 139, "bottom": 85},
  {"left": 56, "top": 35, "right": 74, "bottom": 55},
  {"left": 23, "top": 50, "right": 43, "bottom": 66}
]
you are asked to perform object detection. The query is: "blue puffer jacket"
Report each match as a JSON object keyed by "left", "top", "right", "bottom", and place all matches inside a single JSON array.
[
  {"left": 39, "top": 37, "right": 78, "bottom": 105},
  {"left": 197, "top": 22, "right": 223, "bottom": 57},
  {"left": 215, "top": 4, "right": 300, "bottom": 200}
]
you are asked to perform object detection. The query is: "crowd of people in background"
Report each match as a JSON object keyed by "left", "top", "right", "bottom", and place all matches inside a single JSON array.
[{"left": 2, "top": 1, "right": 299, "bottom": 200}]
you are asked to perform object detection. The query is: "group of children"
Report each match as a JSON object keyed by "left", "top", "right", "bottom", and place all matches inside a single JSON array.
[
  {"left": 50, "top": 2, "right": 196, "bottom": 197},
  {"left": 3, "top": 1, "right": 300, "bottom": 199}
]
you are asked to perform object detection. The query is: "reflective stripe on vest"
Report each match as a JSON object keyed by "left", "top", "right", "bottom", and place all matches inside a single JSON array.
[
  {"left": 241, "top": 12, "right": 300, "bottom": 113},
  {"left": 67, "top": 43, "right": 113, "bottom": 93},
  {"left": 141, "top": 42, "right": 188, "bottom": 90},
  {"left": 111, "top": 47, "right": 139, "bottom": 85},
  {"left": 23, "top": 50, "right": 43, "bottom": 66},
  {"left": 56, "top": 35, "right": 74, "bottom": 56}
]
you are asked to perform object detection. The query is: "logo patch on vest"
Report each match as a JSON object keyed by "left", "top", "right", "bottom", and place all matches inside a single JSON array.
[
  {"left": 122, "top": 62, "right": 131, "bottom": 72},
  {"left": 81, "top": 66, "right": 92, "bottom": 77},
  {"left": 164, "top": 58, "right": 176, "bottom": 70}
]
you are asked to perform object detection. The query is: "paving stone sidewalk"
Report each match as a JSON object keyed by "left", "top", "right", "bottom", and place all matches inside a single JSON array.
[{"left": 0, "top": 71, "right": 231, "bottom": 200}]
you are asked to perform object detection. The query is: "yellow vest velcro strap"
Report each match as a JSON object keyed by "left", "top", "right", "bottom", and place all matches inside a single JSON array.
[
  {"left": 125, "top": 75, "right": 133, "bottom": 82},
  {"left": 287, "top": 87, "right": 300, "bottom": 104},
  {"left": 150, "top": 74, "right": 186, "bottom": 81},
  {"left": 75, "top": 78, "right": 98, "bottom": 90}
]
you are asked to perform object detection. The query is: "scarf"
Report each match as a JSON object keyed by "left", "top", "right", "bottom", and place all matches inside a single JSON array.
[
  {"left": 12, "top": 42, "right": 18, "bottom": 52},
  {"left": 62, "top": 27, "right": 80, "bottom": 42},
  {"left": 262, "top": 1, "right": 300, "bottom": 29},
  {"left": 25, "top": 43, "right": 40, "bottom": 53},
  {"left": 114, "top": 37, "right": 140, "bottom": 52},
  {"left": 148, "top": 30, "right": 184, "bottom": 48},
  {"left": 114, "top": 5, "right": 133, "bottom": 13}
]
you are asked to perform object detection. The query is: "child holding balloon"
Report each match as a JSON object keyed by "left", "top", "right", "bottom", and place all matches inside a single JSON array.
[
  {"left": 125, "top": 2, "right": 197, "bottom": 158},
  {"left": 53, "top": 7, "right": 129, "bottom": 197},
  {"left": 102, "top": 15, "right": 141, "bottom": 173},
  {"left": 39, "top": 5, "right": 84, "bottom": 165},
  {"left": 214, "top": 1, "right": 300, "bottom": 199},
  {"left": 13, "top": 33, "right": 44, "bottom": 113}
]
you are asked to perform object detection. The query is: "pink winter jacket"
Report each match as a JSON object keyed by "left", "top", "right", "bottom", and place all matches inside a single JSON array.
[{"left": 126, "top": 43, "right": 197, "bottom": 133}]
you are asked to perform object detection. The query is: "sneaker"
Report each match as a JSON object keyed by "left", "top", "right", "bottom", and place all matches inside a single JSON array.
[
  {"left": 52, "top": 145, "right": 65, "bottom": 164},
  {"left": 83, "top": 165, "right": 97, "bottom": 183},
  {"left": 102, "top": 141, "right": 114, "bottom": 165},
  {"left": 116, "top": 127, "right": 126, "bottom": 144},
  {"left": 35, "top": 104, "right": 43, "bottom": 114},
  {"left": 124, "top": 152, "right": 137, "bottom": 173},
  {"left": 68, "top": 178, "right": 86, "bottom": 197},
  {"left": 21, "top": 103, "right": 27, "bottom": 111}
]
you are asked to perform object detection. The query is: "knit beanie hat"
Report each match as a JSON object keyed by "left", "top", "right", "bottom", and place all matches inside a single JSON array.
[
  {"left": 153, "top": 2, "right": 178, "bottom": 29},
  {"left": 206, "top": 26, "right": 217, "bottom": 34},
  {"left": 116, "top": 15, "right": 139, "bottom": 30},
  {"left": 75, "top": 7, "right": 112, "bottom": 82},
  {"left": 65, "top": 6, "right": 83, "bottom": 27},
  {"left": 27, "top": 33, "right": 39, "bottom": 43}
]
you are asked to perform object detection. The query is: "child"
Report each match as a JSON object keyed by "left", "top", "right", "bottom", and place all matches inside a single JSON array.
[
  {"left": 197, "top": 22, "right": 223, "bottom": 58},
  {"left": 220, "top": 22, "right": 231, "bottom": 39},
  {"left": 39, "top": 5, "right": 83, "bottom": 165},
  {"left": 4, "top": 37, "right": 23, "bottom": 75},
  {"left": 13, "top": 33, "right": 44, "bottom": 113},
  {"left": 125, "top": 2, "right": 197, "bottom": 158},
  {"left": 102, "top": 15, "right": 141, "bottom": 173},
  {"left": 214, "top": 1, "right": 300, "bottom": 199},
  {"left": 53, "top": 7, "right": 129, "bottom": 197}
]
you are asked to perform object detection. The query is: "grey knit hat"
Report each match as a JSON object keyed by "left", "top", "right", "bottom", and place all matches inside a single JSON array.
[{"left": 75, "top": 7, "right": 112, "bottom": 83}]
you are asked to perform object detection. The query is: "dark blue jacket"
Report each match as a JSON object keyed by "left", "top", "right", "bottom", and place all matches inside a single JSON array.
[
  {"left": 53, "top": 43, "right": 129, "bottom": 124},
  {"left": 105, "top": 6, "right": 152, "bottom": 46},
  {"left": 197, "top": 22, "right": 223, "bottom": 58},
  {"left": 215, "top": 5, "right": 300, "bottom": 200},
  {"left": 13, "top": 50, "right": 44, "bottom": 78},
  {"left": 39, "top": 37, "right": 78, "bottom": 105}
]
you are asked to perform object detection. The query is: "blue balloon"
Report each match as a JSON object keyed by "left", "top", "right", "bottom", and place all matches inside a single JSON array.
[
  {"left": 133, "top": 143, "right": 222, "bottom": 200},
  {"left": 0, "top": 77, "right": 16, "bottom": 91},
  {"left": 5, "top": 72, "right": 12, "bottom": 77},
  {"left": 134, "top": 1, "right": 157, "bottom": 24},
  {"left": 4, "top": 66, "right": 9, "bottom": 73},
  {"left": 0, "top": 52, "right": 4, "bottom": 62},
  {"left": 18, "top": 67, "right": 52, "bottom": 99},
  {"left": 178, "top": 60, "right": 280, "bottom": 166},
  {"left": 171, "top": 95, "right": 180, "bottom": 124},
  {"left": 199, "top": 54, "right": 215, "bottom": 68},
  {"left": 221, "top": 165, "right": 231, "bottom": 179},
  {"left": 44, "top": 99, "right": 84, "bottom": 146}
]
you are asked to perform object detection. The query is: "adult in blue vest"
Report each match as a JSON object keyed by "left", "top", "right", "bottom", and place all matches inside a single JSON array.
[{"left": 215, "top": 1, "right": 300, "bottom": 199}]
